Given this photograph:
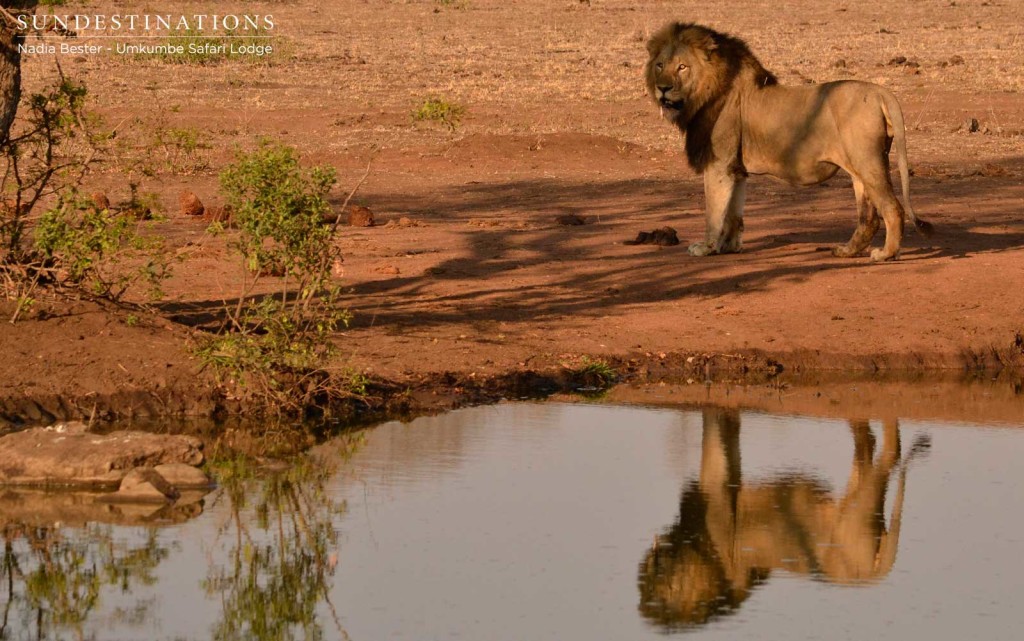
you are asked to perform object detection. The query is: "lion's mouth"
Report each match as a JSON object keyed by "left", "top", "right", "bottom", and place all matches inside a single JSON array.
[{"left": 659, "top": 97, "right": 683, "bottom": 110}]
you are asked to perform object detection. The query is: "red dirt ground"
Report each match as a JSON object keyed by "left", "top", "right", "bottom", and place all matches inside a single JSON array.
[{"left": 2, "top": 1, "right": 1023, "bottom": 421}]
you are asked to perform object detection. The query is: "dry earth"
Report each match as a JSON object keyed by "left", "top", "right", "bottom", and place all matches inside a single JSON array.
[{"left": 2, "top": 0, "right": 1023, "bottom": 422}]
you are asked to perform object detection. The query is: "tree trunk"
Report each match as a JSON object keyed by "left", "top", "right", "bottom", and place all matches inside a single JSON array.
[{"left": 1, "top": 2, "right": 38, "bottom": 144}]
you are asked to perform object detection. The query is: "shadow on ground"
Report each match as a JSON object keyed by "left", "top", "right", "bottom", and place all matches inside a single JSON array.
[{"left": 162, "top": 167, "right": 1024, "bottom": 332}]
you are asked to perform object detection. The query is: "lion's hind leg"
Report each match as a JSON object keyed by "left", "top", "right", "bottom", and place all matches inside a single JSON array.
[
  {"left": 832, "top": 178, "right": 880, "bottom": 258},
  {"left": 866, "top": 182, "right": 905, "bottom": 262}
]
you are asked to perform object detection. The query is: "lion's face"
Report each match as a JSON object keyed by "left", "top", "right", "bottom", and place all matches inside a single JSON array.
[
  {"left": 646, "top": 45, "right": 701, "bottom": 116},
  {"left": 645, "top": 24, "right": 723, "bottom": 126}
]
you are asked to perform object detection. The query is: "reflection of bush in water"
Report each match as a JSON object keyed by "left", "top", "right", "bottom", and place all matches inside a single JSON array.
[
  {"left": 205, "top": 446, "right": 355, "bottom": 641},
  {"left": 638, "top": 483, "right": 769, "bottom": 629},
  {"left": 0, "top": 525, "right": 169, "bottom": 638}
]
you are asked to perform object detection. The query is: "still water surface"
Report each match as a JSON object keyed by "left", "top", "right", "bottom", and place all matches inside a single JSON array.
[{"left": 3, "top": 402, "right": 1024, "bottom": 640}]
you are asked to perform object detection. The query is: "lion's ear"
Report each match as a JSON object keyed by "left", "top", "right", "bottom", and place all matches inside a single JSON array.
[
  {"left": 698, "top": 34, "right": 718, "bottom": 60},
  {"left": 645, "top": 35, "right": 665, "bottom": 57}
]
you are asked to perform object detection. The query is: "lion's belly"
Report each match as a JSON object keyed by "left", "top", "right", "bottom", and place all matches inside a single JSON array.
[
  {"left": 741, "top": 90, "right": 848, "bottom": 185},
  {"left": 745, "top": 158, "right": 840, "bottom": 186}
]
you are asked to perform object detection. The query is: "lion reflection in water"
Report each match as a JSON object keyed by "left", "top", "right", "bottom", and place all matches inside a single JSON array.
[{"left": 639, "top": 407, "right": 930, "bottom": 629}]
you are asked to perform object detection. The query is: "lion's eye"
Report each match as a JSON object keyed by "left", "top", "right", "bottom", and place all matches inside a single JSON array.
[
  {"left": 678, "top": 63, "right": 688, "bottom": 72},
  {"left": 655, "top": 62, "right": 664, "bottom": 71}
]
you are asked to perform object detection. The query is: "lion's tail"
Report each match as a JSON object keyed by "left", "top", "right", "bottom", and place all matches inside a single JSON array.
[{"left": 881, "top": 91, "right": 933, "bottom": 237}]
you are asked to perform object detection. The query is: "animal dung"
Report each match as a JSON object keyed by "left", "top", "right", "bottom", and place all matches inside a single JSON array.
[
  {"left": 556, "top": 214, "right": 588, "bottom": 226},
  {"left": 625, "top": 227, "right": 680, "bottom": 246}
]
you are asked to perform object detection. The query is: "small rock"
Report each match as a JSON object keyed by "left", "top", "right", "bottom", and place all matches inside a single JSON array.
[
  {"left": 90, "top": 191, "right": 111, "bottom": 211},
  {"left": 887, "top": 55, "right": 908, "bottom": 66},
  {"left": 375, "top": 265, "right": 400, "bottom": 275},
  {"left": 966, "top": 118, "right": 981, "bottom": 133},
  {"left": 116, "top": 467, "right": 180, "bottom": 502},
  {"left": 556, "top": 214, "right": 587, "bottom": 226},
  {"left": 179, "top": 191, "right": 204, "bottom": 217},
  {"left": 45, "top": 420, "right": 88, "bottom": 434},
  {"left": 348, "top": 204, "right": 375, "bottom": 227},
  {"left": 153, "top": 463, "right": 212, "bottom": 489},
  {"left": 383, "top": 216, "right": 418, "bottom": 228},
  {"left": 948, "top": 54, "right": 965, "bottom": 66},
  {"left": 624, "top": 227, "right": 680, "bottom": 246},
  {"left": 833, "top": 59, "right": 847, "bottom": 68}
]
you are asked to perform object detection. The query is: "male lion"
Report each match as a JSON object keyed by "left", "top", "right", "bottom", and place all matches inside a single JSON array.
[{"left": 645, "top": 23, "right": 933, "bottom": 261}]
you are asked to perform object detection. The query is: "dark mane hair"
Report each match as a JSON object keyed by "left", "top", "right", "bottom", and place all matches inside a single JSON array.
[
  {"left": 649, "top": 23, "right": 778, "bottom": 171},
  {"left": 672, "top": 23, "right": 778, "bottom": 89}
]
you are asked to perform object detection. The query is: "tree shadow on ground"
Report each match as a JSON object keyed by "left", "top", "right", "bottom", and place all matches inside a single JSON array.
[
  {"left": 163, "top": 165, "right": 1024, "bottom": 331},
  {"left": 335, "top": 168, "right": 1024, "bottom": 328}
]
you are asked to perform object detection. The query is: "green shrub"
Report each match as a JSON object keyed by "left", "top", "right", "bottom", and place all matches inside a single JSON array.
[
  {"left": 34, "top": 192, "right": 170, "bottom": 301},
  {"left": 412, "top": 97, "right": 466, "bottom": 131},
  {"left": 1, "top": 42, "right": 168, "bottom": 323},
  {"left": 196, "top": 141, "right": 360, "bottom": 415},
  {"left": 219, "top": 141, "right": 337, "bottom": 283}
]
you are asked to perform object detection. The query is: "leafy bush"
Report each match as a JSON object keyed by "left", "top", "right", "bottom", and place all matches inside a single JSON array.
[
  {"left": 196, "top": 141, "right": 360, "bottom": 415},
  {"left": 219, "top": 141, "right": 337, "bottom": 284},
  {"left": 34, "top": 192, "right": 170, "bottom": 300},
  {"left": 2, "top": 73, "right": 169, "bottom": 321},
  {"left": 1, "top": 78, "right": 92, "bottom": 262}
]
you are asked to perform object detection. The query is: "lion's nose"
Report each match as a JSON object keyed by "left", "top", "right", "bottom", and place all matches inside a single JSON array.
[{"left": 656, "top": 84, "right": 673, "bottom": 97}]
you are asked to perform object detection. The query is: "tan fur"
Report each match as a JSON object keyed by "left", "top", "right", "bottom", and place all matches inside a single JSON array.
[
  {"left": 645, "top": 23, "right": 932, "bottom": 261},
  {"left": 638, "top": 408, "right": 928, "bottom": 628}
]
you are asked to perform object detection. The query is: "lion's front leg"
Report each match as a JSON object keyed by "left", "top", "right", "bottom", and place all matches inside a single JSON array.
[{"left": 689, "top": 169, "right": 746, "bottom": 257}]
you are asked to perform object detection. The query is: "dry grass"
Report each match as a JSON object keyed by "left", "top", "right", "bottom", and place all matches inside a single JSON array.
[{"left": 16, "top": 0, "right": 1023, "bottom": 178}]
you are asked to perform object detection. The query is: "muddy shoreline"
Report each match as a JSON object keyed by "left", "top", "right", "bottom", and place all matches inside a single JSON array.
[{"left": 3, "top": 333, "right": 1022, "bottom": 430}]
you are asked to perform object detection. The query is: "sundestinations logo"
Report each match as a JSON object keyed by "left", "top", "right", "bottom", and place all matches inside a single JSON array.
[
  {"left": 15, "top": 13, "right": 275, "bottom": 33},
  {"left": 14, "top": 12, "right": 277, "bottom": 58}
]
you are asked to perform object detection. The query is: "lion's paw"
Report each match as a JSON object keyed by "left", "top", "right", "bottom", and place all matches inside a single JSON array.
[
  {"left": 870, "top": 248, "right": 898, "bottom": 262},
  {"left": 832, "top": 245, "right": 858, "bottom": 258},
  {"left": 719, "top": 239, "right": 743, "bottom": 254},
  {"left": 688, "top": 242, "right": 714, "bottom": 257}
]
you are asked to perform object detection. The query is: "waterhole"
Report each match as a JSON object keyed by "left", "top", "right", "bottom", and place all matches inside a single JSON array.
[{"left": 2, "top": 400, "right": 1023, "bottom": 640}]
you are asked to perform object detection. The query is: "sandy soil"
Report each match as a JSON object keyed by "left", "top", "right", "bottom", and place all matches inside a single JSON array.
[{"left": 2, "top": 0, "right": 1023, "bottom": 421}]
